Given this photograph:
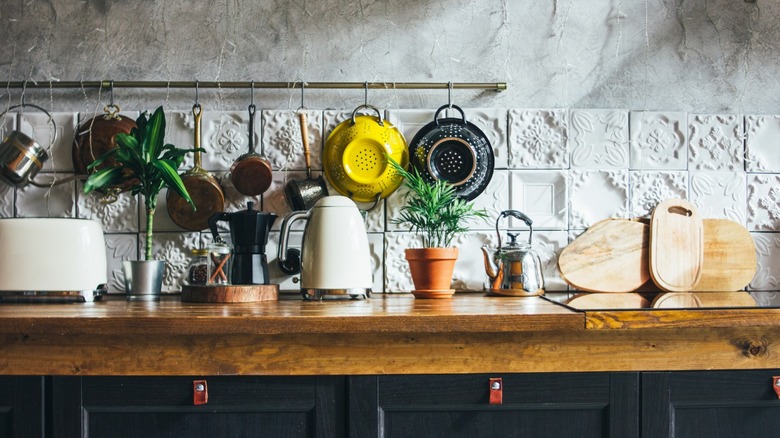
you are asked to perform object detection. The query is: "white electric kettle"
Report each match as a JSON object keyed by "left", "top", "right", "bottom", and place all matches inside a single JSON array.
[{"left": 277, "top": 196, "right": 372, "bottom": 300}]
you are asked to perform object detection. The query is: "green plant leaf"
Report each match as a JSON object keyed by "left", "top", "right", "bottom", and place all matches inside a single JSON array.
[
  {"left": 85, "top": 147, "right": 118, "bottom": 170},
  {"left": 153, "top": 160, "right": 194, "bottom": 210},
  {"left": 145, "top": 106, "right": 166, "bottom": 161},
  {"left": 83, "top": 166, "right": 124, "bottom": 194}
]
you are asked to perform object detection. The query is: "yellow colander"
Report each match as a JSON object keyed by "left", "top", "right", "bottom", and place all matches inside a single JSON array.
[{"left": 323, "top": 105, "right": 409, "bottom": 203}]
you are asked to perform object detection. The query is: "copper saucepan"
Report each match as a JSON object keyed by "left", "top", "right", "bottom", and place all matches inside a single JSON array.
[
  {"left": 166, "top": 104, "right": 225, "bottom": 231},
  {"left": 230, "top": 104, "right": 273, "bottom": 196}
]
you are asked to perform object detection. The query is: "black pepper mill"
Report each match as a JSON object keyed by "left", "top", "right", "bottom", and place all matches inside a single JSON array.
[{"left": 207, "top": 202, "right": 277, "bottom": 285}]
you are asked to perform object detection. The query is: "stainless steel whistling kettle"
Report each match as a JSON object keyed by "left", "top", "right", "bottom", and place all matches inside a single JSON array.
[{"left": 481, "top": 210, "right": 544, "bottom": 296}]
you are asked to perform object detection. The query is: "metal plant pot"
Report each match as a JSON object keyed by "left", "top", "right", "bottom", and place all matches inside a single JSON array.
[{"left": 122, "top": 260, "right": 165, "bottom": 301}]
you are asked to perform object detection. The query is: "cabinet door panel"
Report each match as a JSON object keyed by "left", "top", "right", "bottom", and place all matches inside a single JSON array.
[
  {"left": 0, "top": 376, "right": 44, "bottom": 438},
  {"left": 53, "top": 376, "right": 343, "bottom": 438},
  {"left": 643, "top": 370, "right": 780, "bottom": 438},
  {"left": 350, "top": 373, "right": 638, "bottom": 438}
]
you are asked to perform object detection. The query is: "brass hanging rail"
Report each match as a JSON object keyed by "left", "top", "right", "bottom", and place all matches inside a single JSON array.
[{"left": 2, "top": 81, "right": 507, "bottom": 91}]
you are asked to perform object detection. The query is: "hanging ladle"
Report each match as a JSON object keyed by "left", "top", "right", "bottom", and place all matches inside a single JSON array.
[
  {"left": 230, "top": 84, "right": 273, "bottom": 196},
  {"left": 283, "top": 85, "right": 328, "bottom": 211}
]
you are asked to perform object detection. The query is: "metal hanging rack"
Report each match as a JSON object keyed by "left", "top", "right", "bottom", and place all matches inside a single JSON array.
[{"left": 2, "top": 81, "right": 507, "bottom": 91}]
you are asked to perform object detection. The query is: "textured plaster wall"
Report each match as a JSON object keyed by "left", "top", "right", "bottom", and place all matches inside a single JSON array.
[{"left": 0, "top": 0, "right": 777, "bottom": 113}]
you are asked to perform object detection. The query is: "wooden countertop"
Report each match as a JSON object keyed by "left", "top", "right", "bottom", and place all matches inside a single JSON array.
[{"left": 1, "top": 293, "right": 779, "bottom": 376}]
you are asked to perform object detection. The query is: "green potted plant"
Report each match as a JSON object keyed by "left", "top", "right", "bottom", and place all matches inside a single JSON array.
[
  {"left": 83, "top": 106, "right": 197, "bottom": 300},
  {"left": 387, "top": 158, "right": 488, "bottom": 298}
]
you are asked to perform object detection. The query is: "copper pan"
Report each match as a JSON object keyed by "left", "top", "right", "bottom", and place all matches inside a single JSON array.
[{"left": 166, "top": 104, "right": 225, "bottom": 231}]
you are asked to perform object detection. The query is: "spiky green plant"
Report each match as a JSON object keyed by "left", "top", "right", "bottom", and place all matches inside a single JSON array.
[
  {"left": 388, "top": 157, "right": 488, "bottom": 248},
  {"left": 83, "top": 106, "right": 198, "bottom": 260}
]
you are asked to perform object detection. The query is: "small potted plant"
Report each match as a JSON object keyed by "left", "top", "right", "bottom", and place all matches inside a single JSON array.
[
  {"left": 83, "top": 106, "right": 197, "bottom": 300},
  {"left": 387, "top": 157, "right": 487, "bottom": 298}
]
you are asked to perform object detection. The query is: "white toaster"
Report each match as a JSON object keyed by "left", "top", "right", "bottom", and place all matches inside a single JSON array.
[{"left": 0, "top": 218, "right": 107, "bottom": 302}]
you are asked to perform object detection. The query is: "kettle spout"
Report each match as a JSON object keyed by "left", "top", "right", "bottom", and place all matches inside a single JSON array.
[{"left": 481, "top": 246, "right": 500, "bottom": 281}]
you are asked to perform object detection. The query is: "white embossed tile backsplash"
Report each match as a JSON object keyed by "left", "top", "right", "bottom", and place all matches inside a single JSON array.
[{"left": 4, "top": 109, "right": 779, "bottom": 294}]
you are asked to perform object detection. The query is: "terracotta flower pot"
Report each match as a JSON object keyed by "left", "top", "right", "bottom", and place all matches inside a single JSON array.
[{"left": 404, "top": 247, "right": 458, "bottom": 299}]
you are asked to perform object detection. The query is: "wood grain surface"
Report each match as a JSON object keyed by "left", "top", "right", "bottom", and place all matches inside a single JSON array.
[
  {"left": 0, "top": 293, "right": 778, "bottom": 375},
  {"left": 557, "top": 219, "right": 650, "bottom": 293},
  {"left": 650, "top": 199, "right": 704, "bottom": 291},
  {"left": 181, "top": 284, "right": 279, "bottom": 303},
  {"left": 692, "top": 219, "right": 757, "bottom": 291}
]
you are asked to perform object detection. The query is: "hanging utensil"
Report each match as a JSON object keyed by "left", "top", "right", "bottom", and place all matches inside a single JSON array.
[
  {"left": 283, "top": 108, "right": 328, "bottom": 211},
  {"left": 409, "top": 104, "right": 494, "bottom": 201},
  {"left": 166, "top": 104, "right": 225, "bottom": 231},
  {"left": 322, "top": 104, "right": 409, "bottom": 204},
  {"left": 72, "top": 82, "right": 137, "bottom": 191},
  {"left": 0, "top": 102, "right": 56, "bottom": 187},
  {"left": 230, "top": 103, "right": 273, "bottom": 196}
]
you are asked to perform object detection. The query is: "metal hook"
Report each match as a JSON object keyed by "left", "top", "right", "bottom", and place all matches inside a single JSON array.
[
  {"left": 300, "top": 82, "right": 306, "bottom": 110},
  {"left": 447, "top": 81, "right": 453, "bottom": 109},
  {"left": 250, "top": 81, "right": 255, "bottom": 107},
  {"left": 364, "top": 81, "right": 369, "bottom": 106},
  {"left": 195, "top": 80, "right": 199, "bottom": 106}
]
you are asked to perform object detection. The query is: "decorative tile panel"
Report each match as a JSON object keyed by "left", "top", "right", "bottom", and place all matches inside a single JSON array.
[
  {"left": 569, "top": 170, "right": 629, "bottom": 228},
  {"left": 629, "top": 111, "right": 687, "bottom": 170},
  {"left": 689, "top": 172, "right": 747, "bottom": 224},
  {"left": 0, "top": 183, "right": 13, "bottom": 217},
  {"left": 629, "top": 171, "right": 688, "bottom": 218},
  {"left": 535, "top": 230, "right": 569, "bottom": 292},
  {"left": 749, "top": 232, "right": 780, "bottom": 291},
  {"left": 15, "top": 178, "right": 75, "bottom": 218},
  {"left": 510, "top": 170, "right": 567, "bottom": 229},
  {"left": 18, "top": 111, "right": 77, "bottom": 172},
  {"left": 747, "top": 174, "right": 780, "bottom": 231},
  {"left": 77, "top": 182, "right": 140, "bottom": 233},
  {"left": 262, "top": 110, "right": 323, "bottom": 171},
  {"left": 104, "top": 234, "right": 138, "bottom": 294},
  {"left": 384, "top": 232, "right": 419, "bottom": 292},
  {"left": 508, "top": 109, "right": 568, "bottom": 169},
  {"left": 0, "top": 112, "right": 13, "bottom": 139},
  {"left": 164, "top": 109, "right": 196, "bottom": 169},
  {"left": 201, "top": 111, "right": 252, "bottom": 171},
  {"left": 688, "top": 114, "right": 743, "bottom": 171},
  {"left": 745, "top": 115, "right": 780, "bottom": 172},
  {"left": 451, "top": 231, "right": 492, "bottom": 291},
  {"left": 569, "top": 109, "right": 629, "bottom": 169},
  {"left": 149, "top": 232, "right": 200, "bottom": 293},
  {"left": 367, "top": 233, "right": 385, "bottom": 293},
  {"left": 471, "top": 170, "right": 509, "bottom": 231}
]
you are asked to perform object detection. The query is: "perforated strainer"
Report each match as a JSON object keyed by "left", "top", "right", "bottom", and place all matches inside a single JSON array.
[
  {"left": 323, "top": 105, "right": 409, "bottom": 203},
  {"left": 410, "top": 104, "right": 494, "bottom": 201}
]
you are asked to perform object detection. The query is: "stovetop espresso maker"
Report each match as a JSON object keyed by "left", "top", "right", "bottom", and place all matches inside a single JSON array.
[{"left": 208, "top": 202, "right": 276, "bottom": 285}]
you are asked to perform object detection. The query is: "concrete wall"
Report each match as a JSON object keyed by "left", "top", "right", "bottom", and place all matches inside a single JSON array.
[{"left": 0, "top": 0, "right": 778, "bottom": 299}]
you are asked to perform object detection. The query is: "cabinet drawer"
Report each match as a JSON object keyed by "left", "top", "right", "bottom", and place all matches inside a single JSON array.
[{"left": 643, "top": 370, "right": 780, "bottom": 438}]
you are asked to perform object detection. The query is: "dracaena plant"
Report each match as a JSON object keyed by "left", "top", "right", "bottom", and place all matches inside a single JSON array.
[
  {"left": 83, "top": 106, "right": 197, "bottom": 260},
  {"left": 387, "top": 157, "right": 488, "bottom": 248}
]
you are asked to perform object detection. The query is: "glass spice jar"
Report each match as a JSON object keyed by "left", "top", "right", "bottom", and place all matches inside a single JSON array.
[
  {"left": 207, "top": 240, "right": 232, "bottom": 285},
  {"left": 185, "top": 248, "right": 209, "bottom": 285}
]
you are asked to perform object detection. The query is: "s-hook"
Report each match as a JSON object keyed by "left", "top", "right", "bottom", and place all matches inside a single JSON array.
[
  {"left": 447, "top": 81, "right": 453, "bottom": 109},
  {"left": 364, "top": 81, "right": 369, "bottom": 106}
]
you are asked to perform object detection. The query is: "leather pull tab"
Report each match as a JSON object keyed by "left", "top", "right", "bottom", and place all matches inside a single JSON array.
[
  {"left": 489, "top": 377, "right": 503, "bottom": 405},
  {"left": 772, "top": 376, "right": 780, "bottom": 399},
  {"left": 193, "top": 380, "right": 208, "bottom": 405}
]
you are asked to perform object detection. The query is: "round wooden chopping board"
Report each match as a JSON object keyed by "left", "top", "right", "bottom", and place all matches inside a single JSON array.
[{"left": 181, "top": 284, "right": 279, "bottom": 303}]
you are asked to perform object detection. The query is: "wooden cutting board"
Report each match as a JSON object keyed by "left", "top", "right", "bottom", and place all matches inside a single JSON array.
[
  {"left": 559, "top": 218, "right": 756, "bottom": 293},
  {"left": 691, "top": 219, "right": 757, "bottom": 292},
  {"left": 649, "top": 199, "right": 704, "bottom": 292},
  {"left": 558, "top": 219, "right": 650, "bottom": 293},
  {"left": 181, "top": 284, "right": 279, "bottom": 303},
  {"left": 565, "top": 292, "right": 652, "bottom": 309},
  {"left": 652, "top": 291, "right": 757, "bottom": 308}
]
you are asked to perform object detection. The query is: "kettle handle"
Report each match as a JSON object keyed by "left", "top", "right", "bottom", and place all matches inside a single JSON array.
[
  {"left": 495, "top": 210, "right": 534, "bottom": 248},
  {"left": 277, "top": 210, "right": 310, "bottom": 275}
]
